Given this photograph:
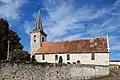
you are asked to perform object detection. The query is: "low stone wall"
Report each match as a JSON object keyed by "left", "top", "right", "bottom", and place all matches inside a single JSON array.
[{"left": 0, "top": 61, "right": 109, "bottom": 80}]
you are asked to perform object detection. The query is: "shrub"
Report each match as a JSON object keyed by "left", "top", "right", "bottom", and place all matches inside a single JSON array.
[{"left": 9, "top": 49, "right": 30, "bottom": 61}]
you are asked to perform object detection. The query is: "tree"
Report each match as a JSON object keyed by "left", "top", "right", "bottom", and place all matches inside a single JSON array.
[
  {"left": 0, "top": 18, "right": 24, "bottom": 60},
  {"left": 31, "top": 55, "right": 36, "bottom": 62},
  {"left": 8, "top": 30, "right": 23, "bottom": 51},
  {"left": 9, "top": 49, "right": 30, "bottom": 61},
  {"left": 0, "top": 18, "right": 9, "bottom": 60}
]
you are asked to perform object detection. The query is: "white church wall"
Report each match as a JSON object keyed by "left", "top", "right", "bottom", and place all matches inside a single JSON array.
[
  {"left": 70, "top": 53, "right": 109, "bottom": 65},
  {"left": 110, "top": 62, "right": 120, "bottom": 65},
  {"left": 35, "top": 53, "right": 109, "bottom": 65}
]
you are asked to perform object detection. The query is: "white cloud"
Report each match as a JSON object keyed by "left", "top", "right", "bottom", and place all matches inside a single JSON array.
[
  {"left": 24, "top": 11, "right": 37, "bottom": 34},
  {"left": 108, "top": 35, "right": 120, "bottom": 50},
  {"left": 110, "top": 44, "right": 120, "bottom": 51},
  {"left": 0, "top": 0, "right": 11, "bottom": 3},
  {"left": 99, "top": 18, "right": 113, "bottom": 28},
  {"left": 62, "top": 34, "right": 83, "bottom": 41},
  {"left": 113, "top": 0, "right": 120, "bottom": 7},
  {"left": 24, "top": 21, "right": 34, "bottom": 34},
  {"left": 0, "top": 0, "right": 27, "bottom": 20},
  {"left": 86, "top": 17, "right": 120, "bottom": 36},
  {"left": 42, "top": 0, "right": 110, "bottom": 41},
  {"left": 32, "top": 12, "right": 37, "bottom": 19}
]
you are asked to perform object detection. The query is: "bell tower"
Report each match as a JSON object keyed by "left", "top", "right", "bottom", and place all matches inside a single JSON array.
[{"left": 30, "top": 9, "right": 47, "bottom": 55}]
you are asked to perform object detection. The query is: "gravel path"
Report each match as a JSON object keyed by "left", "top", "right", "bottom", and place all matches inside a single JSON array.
[{"left": 97, "top": 76, "right": 120, "bottom": 80}]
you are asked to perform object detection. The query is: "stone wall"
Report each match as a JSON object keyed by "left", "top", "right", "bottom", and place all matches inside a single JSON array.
[{"left": 0, "top": 61, "right": 109, "bottom": 80}]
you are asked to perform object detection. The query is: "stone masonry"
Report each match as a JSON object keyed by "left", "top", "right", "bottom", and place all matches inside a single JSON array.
[{"left": 0, "top": 61, "right": 109, "bottom": 80}]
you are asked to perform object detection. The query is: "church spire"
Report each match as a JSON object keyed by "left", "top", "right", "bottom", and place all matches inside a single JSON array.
[{"left": 35, "top": 9, "right": 43, "bottom": 31}]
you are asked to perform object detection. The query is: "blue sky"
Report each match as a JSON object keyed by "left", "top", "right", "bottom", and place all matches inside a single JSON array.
[{"left": 0, "top": 0, "right": 120, "bottom": 60}]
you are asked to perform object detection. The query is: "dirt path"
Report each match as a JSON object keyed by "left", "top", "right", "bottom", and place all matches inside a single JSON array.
[{"left": 97, "top": 76, "right": 120, "bottom": 80}]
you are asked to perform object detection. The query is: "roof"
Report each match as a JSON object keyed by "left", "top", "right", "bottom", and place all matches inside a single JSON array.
[{"left": 35, "top": 36, "right": 109, "bottom": 54}]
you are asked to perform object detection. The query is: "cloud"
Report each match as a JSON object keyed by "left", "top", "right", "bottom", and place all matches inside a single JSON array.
[
  {"left": 24, "top": 11, "right": 37, "bottom": 34},
  {"left": 111, "top": 45, "right": 120, "bottom": 51},
  {"left": 32, "top": 12, "right": 37, "bottom": 19},
  {"left": 0, "top": 0, "right": 27, "bottom": 20},
  {"left": 113, "top": 0, "right": 120, "bottom": 7},
  {"left": 24, "top": 20, "right": 34, "bottom": 34},
  {"left": 108, "top": 35, "right": 120, "bottom": 51},
  {"left": 62, "top": 34, "right": 84, "bottom": 41},
  {"left": 42, "top": 0, "right": 111, "bottom": 41}
]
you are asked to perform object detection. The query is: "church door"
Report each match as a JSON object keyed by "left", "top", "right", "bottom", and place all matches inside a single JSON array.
[{"left": 58, "top": 56, "right": 63, "bottom": 63}]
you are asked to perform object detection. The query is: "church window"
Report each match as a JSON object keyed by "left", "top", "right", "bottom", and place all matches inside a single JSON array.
[
  {"left": 42, "top": 54, "right": 45, "bottom": 60},
  {"left": 91, "top": 53, "right": 95, "bottom": 60},
  {"left": 34, "top": 35, "right": 36, "bottom": 39},
  {"left": 34, "top": 40, "right": 36, "bottom": 43},
  {"left": 77, "top": 60, "right": 80, "bottom": 63},
  {"left": 67, "top": 54, "right": 70, "bottom": 60},
  {"left": 55, "top": 55, "right": 58, "bottom": 60},
  {"left": 42, "top": 37, "right": 44, "bottom": 42}
]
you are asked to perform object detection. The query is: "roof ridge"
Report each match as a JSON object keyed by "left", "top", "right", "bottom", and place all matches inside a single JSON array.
[{"left": 43, "top": 36, "right": 107, "bottom": 43}]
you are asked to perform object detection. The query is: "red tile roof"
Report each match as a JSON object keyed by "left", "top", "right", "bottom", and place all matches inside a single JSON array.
[{"left": 35, "top": 37, "right": 109, "bottom": 54}]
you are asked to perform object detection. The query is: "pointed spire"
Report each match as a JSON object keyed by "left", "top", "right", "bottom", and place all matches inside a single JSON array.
[{"left": 35, "top": 9, "right": 43, "bottom": 31}]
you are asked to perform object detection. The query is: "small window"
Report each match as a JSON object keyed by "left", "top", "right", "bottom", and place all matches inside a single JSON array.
[
  {"left": 73, "top": 62, "right": 76, "bottom": 64},
  {"left": 42, "top": 54, "right": 45, "bottom": 60},
  {"left": 34, "top": 40, "right": 36, "bottom": 43},
  {"left": 34, "top": 35, "right": 36, "bottom": 39},
  {"left": 77, "top": 60, "right": 80, "bottom": 63},
  {"left": 67, "top": 62, "right": 71, "bottom": 64},
  {"left": 42, "top": 37, "right": 44, "bottom": 42},
  {"left": 67, "top": 54, "right": 70, "bottom": 60},
  {"left": 55, "top": 55, "right": 58, "bottom": 60},
  {"left": 91, "top": 53, "right": 95, "bottom": 60}
]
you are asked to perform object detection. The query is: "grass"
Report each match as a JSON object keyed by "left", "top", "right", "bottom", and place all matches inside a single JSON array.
[{"left": 87, "top": 74, "right": 113, "bottom": 80}]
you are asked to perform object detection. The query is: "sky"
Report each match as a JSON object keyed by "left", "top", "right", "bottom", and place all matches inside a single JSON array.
[{"left": 0, "top": 0, "right": 120, "bottom": 60}]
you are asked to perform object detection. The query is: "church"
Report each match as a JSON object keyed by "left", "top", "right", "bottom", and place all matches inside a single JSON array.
[{"left": 30, "top": 10, "right": 110, "bottom": 65}]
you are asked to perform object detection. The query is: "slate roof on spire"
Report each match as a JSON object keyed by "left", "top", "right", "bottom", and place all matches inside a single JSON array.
[
  {"left": 32, "top": 9, "right": 47, "bottom": 36},
  {"left": 35, "top": 9, "right": 43, "bottom": 31}
]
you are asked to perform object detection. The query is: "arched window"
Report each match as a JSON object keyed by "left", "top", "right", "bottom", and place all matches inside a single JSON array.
[
  {"left": 34, "top": 35, "right": 36, "bottom": 39},
  {"left": 42, "top": 37, "right": 44, "bottom": 42},
  {"left": 34, "top": 40, "right": 36, "bottom": 43},
  {"left": 67, "top": 54, "right": 70, "bottom": 60},
  {"left": 91, "top": 53, "right": 95, "bottom": 60},
  {"left": 55, "top": 55, "right": 58, "bottom": 60},
  {"left": 77, "top": 60, "right": 80, "bottom": 63},
  {"left": 34, "top": 35, "right": 36, "bottom": 43},
  {"left": 42, "top": 54, "right": 45, "bottom": 60}
]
